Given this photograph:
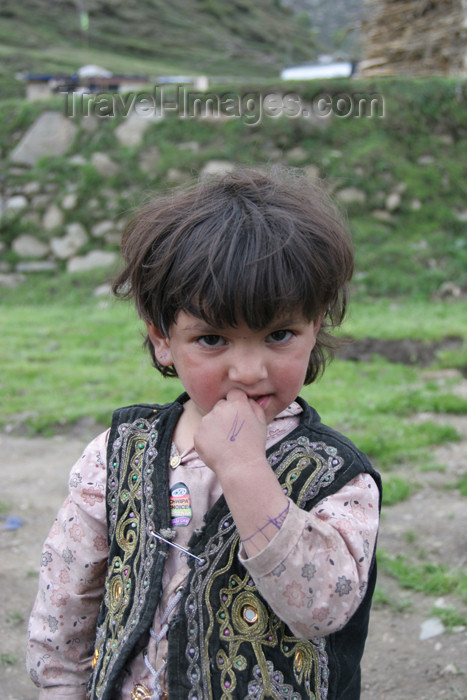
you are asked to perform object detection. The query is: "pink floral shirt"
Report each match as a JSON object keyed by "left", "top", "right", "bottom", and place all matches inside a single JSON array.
[{"left": 27, "top": 403, "right": 379, "bottom": 699}]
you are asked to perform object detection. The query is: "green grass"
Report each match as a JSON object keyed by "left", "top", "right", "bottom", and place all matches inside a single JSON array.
[
  {"left": 381, "top": 475, "right": 412, "bottom": 506},
  {"left": 378, "top": 550, "right": 467, "bottom": 603},
  {"left": 1, "top": 273, "right": 466, "bottom": 461}
]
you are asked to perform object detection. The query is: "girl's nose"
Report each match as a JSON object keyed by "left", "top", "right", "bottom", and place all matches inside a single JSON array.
[{"left": 228, "top": 348, "right": 268, "bottom": 385}]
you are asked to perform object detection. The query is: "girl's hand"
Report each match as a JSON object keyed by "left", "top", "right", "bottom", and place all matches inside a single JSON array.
[{"left": 193, "top": 389, "right": 267, "bottom": 478}]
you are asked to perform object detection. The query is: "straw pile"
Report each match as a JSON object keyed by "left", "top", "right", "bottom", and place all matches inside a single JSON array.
[{"left": 358, "top": 0, "right": 467, "bottom": 76}]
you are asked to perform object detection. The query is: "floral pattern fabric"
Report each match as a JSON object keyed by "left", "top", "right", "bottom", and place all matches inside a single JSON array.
[{"left": 27, "top": 403, "right": 379, "bottom": 698}]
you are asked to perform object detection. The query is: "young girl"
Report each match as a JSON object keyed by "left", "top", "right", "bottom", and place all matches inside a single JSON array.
[{"left": 27, "top": 169, "right": 381, "bottom": 700}]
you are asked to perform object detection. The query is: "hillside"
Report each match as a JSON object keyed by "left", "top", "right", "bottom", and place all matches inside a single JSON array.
[
  {"left": 0, "top": 0, "right": 318, "bottom": 98},
  {"left": 1, "top": 77, "right": 466, "bottom": 302}
]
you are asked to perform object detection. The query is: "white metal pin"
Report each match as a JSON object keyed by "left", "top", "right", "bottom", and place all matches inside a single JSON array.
[{"left": 149, "top": 530, "right": 203, "bottom": 563}]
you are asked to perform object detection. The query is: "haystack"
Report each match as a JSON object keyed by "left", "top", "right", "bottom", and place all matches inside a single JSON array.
[{"left": 358, "top": 0, "right": 467, "bottom": 76}]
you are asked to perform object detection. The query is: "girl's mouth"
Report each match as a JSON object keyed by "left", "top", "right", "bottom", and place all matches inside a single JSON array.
[{"left": 252, "top": 395, "right": 270, "bottom": 409}]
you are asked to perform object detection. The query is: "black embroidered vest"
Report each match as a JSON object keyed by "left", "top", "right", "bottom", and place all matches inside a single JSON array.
[{"left": 87, "top": 394, "right": 381, "bottom": 700}]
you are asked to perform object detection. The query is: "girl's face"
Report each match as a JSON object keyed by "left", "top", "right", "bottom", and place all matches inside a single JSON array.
[{"left": 147, "top": 310, "right": 320, "bottom": 426}]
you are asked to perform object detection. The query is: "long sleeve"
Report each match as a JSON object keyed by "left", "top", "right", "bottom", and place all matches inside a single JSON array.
[
  {"left": 239, "top": 472, "right": 379, "bottom": 639},
  {"left": 26, "top": 431, "right": 110, "bottom": 698}
]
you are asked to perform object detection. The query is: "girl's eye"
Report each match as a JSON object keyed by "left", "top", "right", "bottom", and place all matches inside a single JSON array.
[
  {"left": 267, "top": 329, "right": 293, "bottom": 343},
  {"left": 198, "top": 335, "right": 226, "bottom": 348}
]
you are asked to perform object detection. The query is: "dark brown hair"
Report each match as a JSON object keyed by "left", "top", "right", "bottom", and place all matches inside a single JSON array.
[{"left": 113, "top": 168, "right": 354, "bottom": 383}]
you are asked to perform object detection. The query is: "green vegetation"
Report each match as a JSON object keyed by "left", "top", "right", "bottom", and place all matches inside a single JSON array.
[
  {"left": 0, "top": 0, "right": 317, "bottom": 98},
  {"left": 378, "top": 550, "right": 467, "bottom": 604}
]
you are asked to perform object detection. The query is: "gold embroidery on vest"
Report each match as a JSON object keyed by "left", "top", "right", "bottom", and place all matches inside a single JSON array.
[{"left": 91, "top": 418, "right": 160, "bottom": 698}]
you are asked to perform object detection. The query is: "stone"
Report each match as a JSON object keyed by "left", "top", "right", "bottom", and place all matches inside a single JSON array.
[
  {"left": 178, "top": 141, "right": 201, "bottom": 153},
  {"left": 303, "top": 164, "right": 320, "bottom": 181},
  {"left": 42, "top": 204, "right": 64, "bottom": 230},
  {"left": 12, "top": 234, "right": 49, "bottom": 259},
  {"left": 92, "top": 220, "right": 114, "bottom": 238},
  {"left": 50, "top": 223, "right": 88, "bottom": 259},
  {"left": 93, "top": 283, "right": 112, "bottom": 297},
  {"left": 437, "top": 281, "right": 462, "bottom": 299},
  {"left": 139, "top": 146, "right": 161, "bottom": 174},
  {"left": 287, "top": 146, "right": 308, "bottom": 163},
  {"left": 166, "top": 168, "right": 187, "bottom": 183},
  {"left": 10, "top": 111, "right": 77, "bottom": 167},
  {"left": 0, "top": 273, "right": 26, "bottom": 288},
  {"left": 104, "top": 232, "right": 122, "bottom": 246},
  {"left": 16, "top": 261, "right": 58, "bottom": 272},
  {"left": 410, "top": 198, "right": 422, "bottom": 211},
  {"left": 372, "top": 210, "right": 394, "bottom": 223},
  {"left": 23, "top": 181, "right": 41, "bottom": 195},
  {"left": 335, "top": 187, "right": 367, "bottom": 204},
  {"left": 91, "top": 152, "right": 119, "bottom": 177},
  {"left": 32, "top": 194, "right": 51, "bottom": 210},
  {"left": 62, "top": 192, "right": 78, "bottom": 210},
  {"left": 115, "top": 110, "right": 159, "bottom": 147},
  {"left": 81, "top": 116, "right": 99, "bottom": 134},
  {"left": 200, "top": 160, "right": 236, "bottom": 178},
  {"left": 417, "top": 155, "right": 435, "bottom": 165},
  {"left": 67, "top": 250, "right": 117, "bottom": 273},
  {"left": 6, "top": 195, "right": 28, "bottom": 212},
  {"left": 69, "top": 155, "right": 87, "bottom": 166},
  {"left": 454, "top": 209, "right": 467, "bottom": 222},
  {"left": 419, "top": 617, "right": 445, "bottom": 640},
  {"left": 386, "top": 192, "right": 402, "bottom": 211}
]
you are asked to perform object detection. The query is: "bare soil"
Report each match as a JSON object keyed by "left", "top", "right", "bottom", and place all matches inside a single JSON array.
[{"left": 1, "top": 385, "right": 466, "bottom": 700}]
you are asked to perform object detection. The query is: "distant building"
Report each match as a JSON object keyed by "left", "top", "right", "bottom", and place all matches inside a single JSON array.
[
  {"left": 20, "top": 66, "right": 150, "bottom": 100},
  {"left": 281, "top": 60, "right": 355, "bottom": 80},
  {"left": 358, "top": 0, "right": 467, "bottom": 77}
]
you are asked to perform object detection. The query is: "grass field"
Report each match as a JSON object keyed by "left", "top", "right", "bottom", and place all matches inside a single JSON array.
[{"left": 2, "top": 270, "right": 466, "bottom": 466}]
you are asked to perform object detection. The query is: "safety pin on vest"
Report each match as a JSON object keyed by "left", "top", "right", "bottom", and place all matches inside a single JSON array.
[{"left": 149, "top": 530, "right": 203, "bottom": 563}]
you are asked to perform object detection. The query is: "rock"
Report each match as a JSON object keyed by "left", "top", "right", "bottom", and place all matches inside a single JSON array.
[
  {"left": 419, "top": 617, "right": 445, "bottom": 640},
  {"left": 139, "top": 146, "right": 161, "bottom": 174},
  {"left": 10, "top": 111, "right": 77, "bottom": 167},
  {"left": 410, "top": 198, "right": 422, "bottom": 211},
  {"left": 91, "top": 152, "right": 119, "bottom": 177},
  {"left": 335, "top": 187, "right": 367, "bottom": 205},
  {"left": 303, "top": 164, "right": 320, "bottom": 181},
  {"left": 42, "top": 204, "right": 64, "bottom": 231},
  {"left": 200, "top": 160, "right": 236, "bottom": 178},
  {"left": 0, "top": 273, "right": 26, "bottom": 288},
  {"left": 372, "top": 210, "right": 394, "bottom": 223},
  {"left": 115, "top": 110, "right": 159, "bottom": 147},
  {"left": 32, "top": 194, "right": 51, "bottom": 210},
  {"left": 16, "top": 261, "right": 58, "bottom": 272},
  {"left": 67, "top": 250, "right": 117, "bottom": 273},
  {"left": 93, "top": 283, "right": 112, "bottom": 297},
  {"left": 454, "top": 209, "right": 467, "bottom": 222},
  {"left": 287, "top": 146, "right": 308, "bottom": 163},
  {"left": 6, "top": 195, "right": 28, "bottom": 212},
  {"left": 92, "top": 220, "right": 114, "bottom": 238},
  {"left": 166, "top": 168, "right": 187, "bottom": 183},
  {"left": 50, "top": 223, "right": 88, "bottom": 259},
  {"left": 23, "top": 181, "right": 41, "bottom": 195},
  {"left": 386, "top": 192, "right": 402, "bottom": 211},
  {"left": 436, "top": 281, "right": 462, "bottom": 299},
  {"left": 69, "top": 155, "right": 87, "bottom": 166},
  {"left": 81, "top": 116, "right": 99, "bottom": 134},
  {"left": 12, "top": 234, "right": 49, "bottom": 259},
  {"left": 418, "top": 155, "right": 435, "bottom": 165},
  {"left": 178, "top": 141, "right": 201, "bottom": 153},
  {"left": 62, "top": 192, "right": 78, "bottom": 210},
  {"left": 104, "top": 232, "right": 122, "bottom": 246}
]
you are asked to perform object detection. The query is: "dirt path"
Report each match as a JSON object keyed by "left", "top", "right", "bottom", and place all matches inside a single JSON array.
[{"left": 1, "top": 411, "right": 466, "bottom": 700}]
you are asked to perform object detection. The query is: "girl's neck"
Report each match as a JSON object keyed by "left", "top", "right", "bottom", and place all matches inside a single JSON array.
[{"left": 172, "top": 399, "right": 201, "bottom": 454}]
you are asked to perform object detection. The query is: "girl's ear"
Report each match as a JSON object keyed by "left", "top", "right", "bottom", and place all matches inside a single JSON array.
[{"left": 145, "top": 322, "right": 173, "bottom": 367}]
